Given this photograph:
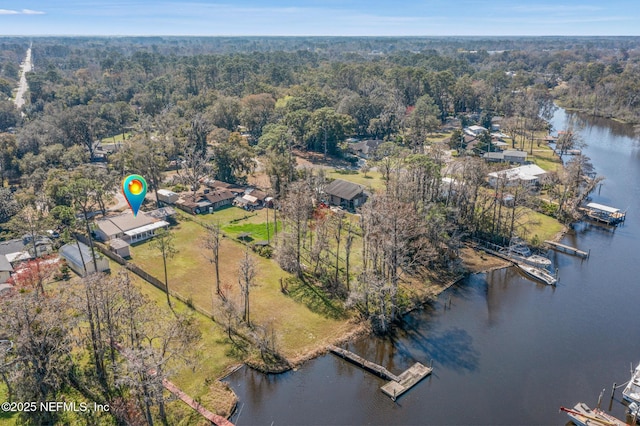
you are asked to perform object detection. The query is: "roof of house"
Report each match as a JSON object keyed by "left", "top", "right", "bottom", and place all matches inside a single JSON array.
[
  {"left": 147, "top": 207, "right": 177, "bottom": 219},
  {"left": 205, "top": 189, "right": 236, "bottom": 204},
  {"left": 0, "top": 254, "right": 13, "bottom": 272},
  {"left": 96, "top": 212, "right": 159, "bottom": 238},
  {"left": 0, "top": 239, "right": 26, "bottom": 256},
  {"left": 350, "top": 139, "right": 383, "bottom": 156},
  {"left": 242, "top": 194, "right": 259, "bottom": 204},
  {"left": 247, "top": 188, "right": 268, "bottom": 201},
  {"left": 503, "top": 150, "right": 527, "bottom": 158},
  {"left": 324, "top": 179, "right": 365, "bottom": 201},
  {"left": 157, "top": 189, "right": 178, "bottom": 197},
  {"left": 488, "top": 164, "right": 547, "bottom": 181},
  {"left": 60, "top": 242, "right": 98, "bottom": 266}
]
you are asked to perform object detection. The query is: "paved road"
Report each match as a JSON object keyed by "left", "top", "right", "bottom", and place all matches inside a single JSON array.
[{"left": 14, "top": 44, "right": 32, "bottom": 110}]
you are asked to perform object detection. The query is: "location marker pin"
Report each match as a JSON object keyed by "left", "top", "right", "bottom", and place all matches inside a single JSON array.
[{"left": 122, "top": 174, "right": 147, "bottom": 216}]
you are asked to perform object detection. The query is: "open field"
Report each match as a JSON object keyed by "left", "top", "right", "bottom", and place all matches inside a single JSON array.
[
  {"left": 129, "top": 218, "right": 357, "bottom": 361},
  {"left": 326, "top": 169, "right": 385, "bottom": 191}
]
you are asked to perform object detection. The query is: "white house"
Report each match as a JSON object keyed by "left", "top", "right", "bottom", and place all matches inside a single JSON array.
[
  {"left": 95, "top": 211, "right": 169, "bottom": 244},
  {"left": 464, "top": 125, "right": 487, "bottom": 136},
  {"left": 488, "top": 164, "right": 547, "bottom": 187},
  {"left": 59, "top": 242, "right": 110, "bottom": 277}
]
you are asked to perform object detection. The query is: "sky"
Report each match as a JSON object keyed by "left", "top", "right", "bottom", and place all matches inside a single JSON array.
[{"left": 0, "top": 0, "right": 639, "bottom": 37}]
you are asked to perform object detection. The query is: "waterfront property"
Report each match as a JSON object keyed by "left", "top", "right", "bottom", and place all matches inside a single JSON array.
[
  {"left": 487, "top": 164, "right": 547, "bottom": 187},
  {"left": 483, "top": 149, "right": 528, "bottom": 164}
]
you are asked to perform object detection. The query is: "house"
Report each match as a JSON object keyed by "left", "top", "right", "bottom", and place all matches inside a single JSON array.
[
  {"left": 0, "top": 237, "right": 53, "bottom": 263},
  {"left": 95, "top": 211, "right": 169, "bottom": 243},
  {"left": 205, "top": 189, "right": 236, "bottom": 210},
  {"left": 175, "top": 196, "right": 213, "bottom": 215},
  {"left": 157, "top": 189, "right": 180, "bottom": 205},
  {"left": 350, "top": 139, "right": 384, "bottom": 159},
  {"left": 235, "top": 194, "right": 260, "bottom": 210},
  {"left": 483, "top": 150, "right": 528, "bottom": 164},
  {"left": 488, "top": 164, "right": 548, "bottom": 187},
  {"left": 109, "top": 238, "right": 131, "bottom": 258},
  {"left": 203, "top": 179, "right": 245, "bottom": 196},
  {"left": 60, "top": 242, "right": 110, "bottom": 277},
  {"left": 464, "top": 125, "right": 487, "bottom": 136},
  {"left": 0, "top": 254, "right": 13, "bottom": 283},
  {"left": 323, "top": 179, "right": 367, "bottom": 210}
]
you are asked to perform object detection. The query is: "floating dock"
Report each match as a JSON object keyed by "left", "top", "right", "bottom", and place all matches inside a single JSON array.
[
  {"left": 544, "top": 240, "right": 589, "bottom": 258},
  {"left": 328, "top": 345, "right": 432, "bottom": 400}
]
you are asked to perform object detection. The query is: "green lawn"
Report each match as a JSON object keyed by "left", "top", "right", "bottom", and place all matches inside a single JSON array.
[
  {"left": 129, "top": 218, "right": 356, "bottom": 361},
  {"left": 327, "top": 169, "right": 385, "bottom": 190}
]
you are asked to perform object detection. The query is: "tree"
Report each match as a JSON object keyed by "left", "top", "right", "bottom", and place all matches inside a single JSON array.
[
  {"left": 239, "top": 93, "right": 275, "bottom": 139},
  {"left": 9, "top": 205, "right": 51, "bottom": 294},
  {"left": 306, "top": 107, "right": 355, "bottom": 155},
  {"left": 177, "top": 143, "right": 212, "bottom": 201},
  {"left": 237, "top": 247, "right": 256, "bottom": 327},
  {"left": 149, "top": 228, "right": 177, "bottom": 310},
  {"left": 278, "top": 181, "right": 313, "bottom": 276},
  {"left": 0, "top": 187, "right": 18, "bottom": 225},
  {"left": 123, "top": 137, "right": 168, "bottom": 208},
  {"left": 203, "top": 223, "right": 223, "bottom": 304},
  {"left": 211, "top": 134, "right": 255, "bottom": 184}
]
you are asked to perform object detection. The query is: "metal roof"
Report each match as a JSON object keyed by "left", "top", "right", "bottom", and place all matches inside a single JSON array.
[
  {"left": 0, "top": 254, "right": 13, "bottom": 272},
  {"left": 60, "top": 242, "right": 97, "bottom": 266},
  {"left": 124, "top": 220, "right": 169, "bottom": 237},
  {"left": 324, "top": 179, "right": 365, "bottom": 201},
  {"left": 586, "top": 202, "right": 619, "bottom": 214}
]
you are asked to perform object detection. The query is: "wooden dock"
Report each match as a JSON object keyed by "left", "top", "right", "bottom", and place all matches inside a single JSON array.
[
  {"left": 328, "top": 345, "right": 432, "bottom": 400},
  {"left": 544, "top": 240, "right": 589, "bottom": 258}
]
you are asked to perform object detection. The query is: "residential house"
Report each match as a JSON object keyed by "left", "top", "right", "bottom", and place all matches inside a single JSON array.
[
  {"left": 95, "top": 211, "right": 169, "bottom": 243},
  {"left": 488, "top": 164, "right": 548, "bottom": 187},
  {"left": 60, "top": 242, "right": 110, "bottom": 277},
  {"left": 323, "top": 179, "right": 367, "bottom": 210},
  {"left": 0, "top": 236, "right": 53, "bottom": 263},
  {"left": 203, "top": 179, "right": 245, "bottom": 196},
  {"left": 245, "top": 188, "right": 269, "bottom": 206},
  {"left": 483, "top": 150, "right": 528, "bottom": 164},
  {"left": 350, "top": 139, "right": 384, "bottom": 159},
  {"left": 235, "top": 194, "right": 260, "bottom": 210},
  {"left": 0, "top": 254, "right": 13, "bottom": 283},
  {"left": 464, "top": 125, "right": 487, "bottom": 136},
  {"left": 175, "top": 196, "right": 213, "bottom": 215},
  {"left": 204, "top": 189, "right": 236, "bottom": 210}
]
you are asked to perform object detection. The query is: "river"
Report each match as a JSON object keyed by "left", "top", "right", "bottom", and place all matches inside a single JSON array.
[{"left": 226, "top": 107, "right": 640, "bottom": 425}]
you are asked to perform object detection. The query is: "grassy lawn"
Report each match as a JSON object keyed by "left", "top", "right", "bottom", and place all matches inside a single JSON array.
[
  {"left": 519, "top": 209, "right": 566, "bottom": 243},
  {"left": 0, "top": 383, "right": 17, "bottom": 425},
  {"left": 129, "top": 218, "right": 356, "bottom": 361},
  {"left": 327, "top": 169, "right": 385, "bottom": 191},
  {"left": 100, "top": 132, "right": 131, "bottom": 144}
]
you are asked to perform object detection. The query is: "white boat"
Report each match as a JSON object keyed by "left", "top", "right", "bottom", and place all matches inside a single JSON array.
[
  {"left": 502, "top": 238, "right": 553, "bottom": 269},
  {"left": 623, "top": 362, "right": 640, "bottom": 404},
  {"left": 517, "top": 264, "right": 557, "bottom": 286},
  {"left": 561, "top": 403, "right": 627, "bottom": 426}
]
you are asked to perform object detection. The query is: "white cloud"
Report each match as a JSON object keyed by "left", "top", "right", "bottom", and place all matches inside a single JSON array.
[
  {"left": 0, "top": 8, "right": 45, "bottom": 15},
  {"left": 21, "top": 9, "right": 46, "bottom": 15}
]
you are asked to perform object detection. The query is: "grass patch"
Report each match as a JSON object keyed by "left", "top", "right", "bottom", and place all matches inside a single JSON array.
[
  {"left": 327, "top": 169, "right": 385, "bottom": 190},
  {"left": 519, "top": 209, "right": 566, "bottom": 243},
  {"left": 100, "top": 132, "right": 131, "bottom": 144},
  {"left": 0, "top": 382, "right": 17, "bottom": 425},
  {"left": 224, "top": 222, "right": 279, "bottom": 242},
  {"left": 286, "top": 277, "right": 349, "bottom": 320}
]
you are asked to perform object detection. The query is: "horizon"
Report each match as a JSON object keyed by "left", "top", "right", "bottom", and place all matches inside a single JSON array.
[{"left": 1, "top": 1, "right": 639, "bottom": 37}]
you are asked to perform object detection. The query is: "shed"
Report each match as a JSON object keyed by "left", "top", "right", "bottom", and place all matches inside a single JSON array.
[
  {"left": 0, "top": 254, "right": 13, "bottom": 283},
  {"left": 109, "top": 238, "right": 131, "bottom": 258},
  {"left": 59, "top": 242, "right": 110, "bottom": 277},
  {"left": 157, "top": 189, "right": 180, "bottom": 205}
]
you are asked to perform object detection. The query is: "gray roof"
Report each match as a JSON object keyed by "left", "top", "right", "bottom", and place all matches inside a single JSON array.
[
  {"left": 324, "top": 179, "right": 365, "bottom": 201},
  {"left": 109, "top": 238, "right": 130, "bottom": 250},
  {"left": 0, "top": 254, "right": 13, "bottom": 272},
  {"left": 96, "top": 212, "right": 159, "bottom": 237},
  {"left": 351, "top": 139, "right": 383, "bottom": 156},
  {"left": 147, "top": 207, "right": 177, "bottom": 219},
  {"left": 0, "top": 239, "right": 26, "bottom": 256},
  {"left": 60, "top": 242, "right": 99, "bottom": 266}
]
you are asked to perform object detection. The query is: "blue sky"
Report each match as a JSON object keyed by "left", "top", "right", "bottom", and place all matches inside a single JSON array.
[{"left": 1, "top": 1, "right": 638, "bottom": 36}]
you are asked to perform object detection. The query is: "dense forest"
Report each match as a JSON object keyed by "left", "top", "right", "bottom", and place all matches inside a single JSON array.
[{"left": 0, "top": 36, "right": 638, "bottom": 425}]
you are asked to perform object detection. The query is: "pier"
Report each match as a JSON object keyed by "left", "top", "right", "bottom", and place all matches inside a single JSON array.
[
  {"left": 544, "top": 240, "right": 589, "bottom": 258},
  {"left": 328, "top": 345, "right": 432, "bottom": 400}
]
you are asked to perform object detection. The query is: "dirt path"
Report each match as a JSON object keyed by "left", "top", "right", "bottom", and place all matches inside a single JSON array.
[{"left": 14, "top": 43, "right": 32, "bottom": 110}]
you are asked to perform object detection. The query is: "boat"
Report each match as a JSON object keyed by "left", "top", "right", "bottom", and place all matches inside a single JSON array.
[
  {"left": 623, "top": 362, "right": 640, "bottom": 404},
  {"left": 629, "top": 402, "right": 639, "bottom": 421},
  {"left": 517, "top": 263, "right": 557, "bottom": 286},
  {"left": 502, "top": 238, "right": 553, "bottom": 269},
  {"left": 560, "top": 403, "right": 627, "bottom": 426}
]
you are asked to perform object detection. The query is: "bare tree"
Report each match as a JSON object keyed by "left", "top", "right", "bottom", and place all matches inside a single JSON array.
[
  {"left": 203, "top": 223, "right": 223, "bottom": 305},
  {"left": 237, "top": 247, "right": 256, "bottom": 327},
  {"left": 149, "top": 228, "right": 177, "bottom": 310}
]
